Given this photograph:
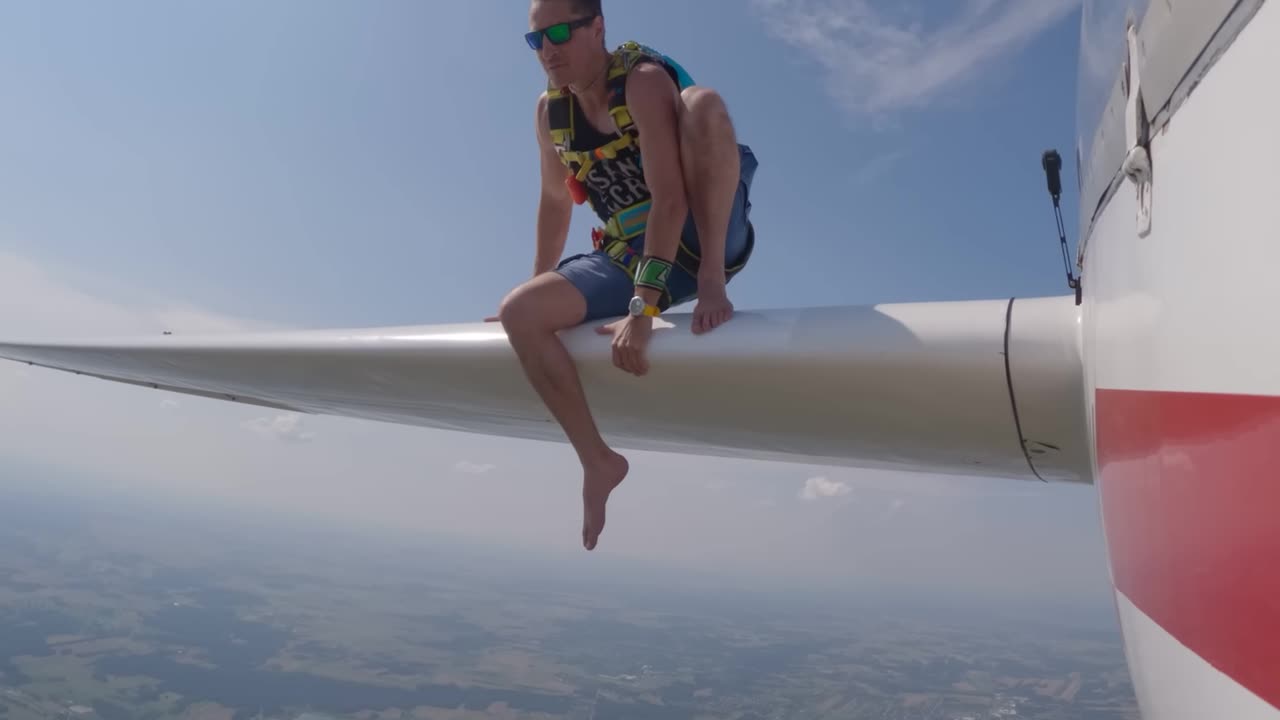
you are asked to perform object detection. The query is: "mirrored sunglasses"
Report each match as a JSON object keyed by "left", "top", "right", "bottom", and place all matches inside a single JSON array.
[{"left": 525, "top": 16, "right": 596, "bottom": 50}]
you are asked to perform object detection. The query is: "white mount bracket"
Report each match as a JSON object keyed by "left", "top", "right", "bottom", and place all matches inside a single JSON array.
[{"left": 1121, "top": 16, "right": 1153, "bottom": 238}]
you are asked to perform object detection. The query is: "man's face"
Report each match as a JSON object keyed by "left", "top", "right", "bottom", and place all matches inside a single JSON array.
[{"left": 528, "top": 0, "right": 602, "bottom": 89}]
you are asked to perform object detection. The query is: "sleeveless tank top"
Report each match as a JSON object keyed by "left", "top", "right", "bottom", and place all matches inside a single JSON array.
[{"left": 564, "top": 97, "right": 653, "bottom": 226}]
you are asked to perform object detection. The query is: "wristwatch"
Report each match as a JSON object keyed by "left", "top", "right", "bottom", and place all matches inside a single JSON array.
[{"left": 628, "top": 295, "right": 660, "bottom": 318}]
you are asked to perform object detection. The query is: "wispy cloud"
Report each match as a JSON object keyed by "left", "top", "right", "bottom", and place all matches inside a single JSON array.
[
  {"left": 752, "top": 0, "right": 1079, "bottom": 120},
  {"left": 705, "top": 477, "right": 732, "bottom": 492},
  {"left": 883, "top": 497, "right": 907, "bottom": 521},
  {"left": 850, "top": 149, "right": 907, "bottom": 187},
  {"left": 0, "top": 250, "right": 279, "bottom": 339},
  {"left": 454, "top": 460, "right": 496, "bottom": 475},
  {"left": 242, "top": 412, "right": 316, "bottom": 442},
  {"left": 799, "top": 475, "right": 852, "bottom": 501}
]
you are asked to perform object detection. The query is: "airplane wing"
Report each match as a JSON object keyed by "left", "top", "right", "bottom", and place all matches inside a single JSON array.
[{"left": 0, "top": 296, "right": 1090, "bottom": 483}]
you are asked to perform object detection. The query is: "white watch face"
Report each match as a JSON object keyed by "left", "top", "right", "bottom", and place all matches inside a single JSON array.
[{"left": 629, "top": 296, "right": 644, "bottom": 316}]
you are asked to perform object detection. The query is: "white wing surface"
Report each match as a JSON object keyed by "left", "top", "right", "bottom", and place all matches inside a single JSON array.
[{"left": 0, "top": 296, "right": 1089, "bottom": 483}]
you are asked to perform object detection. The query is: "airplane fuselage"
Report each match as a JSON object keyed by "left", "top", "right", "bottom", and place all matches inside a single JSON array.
[{"left": 1078, "top": 0, "right": 1279, "bottom": 715}]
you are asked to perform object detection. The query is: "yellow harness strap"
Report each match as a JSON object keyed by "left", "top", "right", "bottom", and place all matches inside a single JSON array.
[{"left": 546, "top": 41, "right": 653, "bottom": 186}]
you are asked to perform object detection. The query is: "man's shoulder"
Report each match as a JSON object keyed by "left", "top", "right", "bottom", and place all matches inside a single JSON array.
[
  {"left": 534, "top": 89, "right": 554, "bottom": 123},
  {"left": 612, "top": 40, "right": 666, "bottom": 63},
  {"left": 613, "top": 41, "right": 694, "bottom": 88},
  {"left": 533, "top": 90, "right": 558, "bottom": 143},
  {"left": 623, "top": 61, "right": 680, "bottom": 105}
]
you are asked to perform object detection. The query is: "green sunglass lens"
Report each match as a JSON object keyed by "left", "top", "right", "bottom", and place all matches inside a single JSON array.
[{"left": 545, "top": 23, "right": 572, "bottom": 44}]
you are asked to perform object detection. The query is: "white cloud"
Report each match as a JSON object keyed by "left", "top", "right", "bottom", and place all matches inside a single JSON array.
[
  {"left": 705, "top": 477, "right": 731, "bottom": 492},
  {"left": 883, "top": 497, "right": 907, "bottom": 520},
  {"left": 850, "top": 149, "right": 908, "bottom": 186},
  {"left": 242, "top": 412, "right": 316, "bottom": 442},
  {"left": 454, "top": 460, "right": 496, "bottom": 475},
  {"left": 799, "top": 475, "right": 852, "bottom": 500},
  {"left": 752, "top": 0, "right": 1079, "bottom": 120},
  {"left": 0, "top": 250, "right": 280, "bottom": 339}
]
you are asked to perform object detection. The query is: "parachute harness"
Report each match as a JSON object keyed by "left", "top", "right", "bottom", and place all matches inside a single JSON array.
[{"left": 546, "top": 41, "right": 752, "bottom": 307}]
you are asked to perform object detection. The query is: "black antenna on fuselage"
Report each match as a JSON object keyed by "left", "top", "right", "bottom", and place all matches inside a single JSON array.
[{"left": 1042, "top": 149, "right": 1081, "bottom": 305}]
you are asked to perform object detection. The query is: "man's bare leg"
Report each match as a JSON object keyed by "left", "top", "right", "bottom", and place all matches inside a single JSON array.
[
  {"left": 498, "top": 271, "right": 628, "bottom": 551},
  {"left": 678, "top": 86, "right": 741, "bottom": 335}
]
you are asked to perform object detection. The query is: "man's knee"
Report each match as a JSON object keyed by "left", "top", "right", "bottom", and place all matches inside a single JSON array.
[
  {"left": 679, "top": 87, "right": 733, "bottom": 138},
  {"left": 498, "top": 274, "right": 586, "bottom": 337},
  {"left": 497, "top": 282, "right": 541, "bottom": 335}
]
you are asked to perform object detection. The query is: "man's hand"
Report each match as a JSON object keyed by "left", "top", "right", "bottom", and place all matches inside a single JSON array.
[
  {"left": 691, "top": 281, "right": 733, "bottom": 334},
  {"left": 595, "top": 315, "right": 653, "bottom": 376}
]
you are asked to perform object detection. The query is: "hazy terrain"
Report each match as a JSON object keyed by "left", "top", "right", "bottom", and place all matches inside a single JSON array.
[{"left": 0, "top": 470, "right": 1138, "bottom": 720}]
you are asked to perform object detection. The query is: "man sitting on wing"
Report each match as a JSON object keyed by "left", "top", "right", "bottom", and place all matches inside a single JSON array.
[{"left": 491, "top": 0, "right": 759, "bottom": 551}]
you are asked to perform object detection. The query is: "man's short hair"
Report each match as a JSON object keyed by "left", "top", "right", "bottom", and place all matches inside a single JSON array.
[{"left": 567, "top": 0, "right": 602, "bottom": 17}]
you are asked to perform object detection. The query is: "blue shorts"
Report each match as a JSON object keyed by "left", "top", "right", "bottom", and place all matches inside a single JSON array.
[{"left": 555, "top": 143, "right": 758, "bottom": 323}]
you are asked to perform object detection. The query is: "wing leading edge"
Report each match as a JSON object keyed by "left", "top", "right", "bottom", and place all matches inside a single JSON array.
[{"left": 0, "top": 297, "right": 1090, "bottom": 482}]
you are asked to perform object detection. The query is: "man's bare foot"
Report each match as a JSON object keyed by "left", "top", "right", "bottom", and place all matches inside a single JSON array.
[{"left": 582, "top": 451, "right": 629, "bottom": 551}]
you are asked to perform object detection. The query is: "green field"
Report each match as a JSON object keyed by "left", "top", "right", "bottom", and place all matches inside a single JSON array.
[{"left": 0, "top": 486, "right": 1138, "bottom": 720}]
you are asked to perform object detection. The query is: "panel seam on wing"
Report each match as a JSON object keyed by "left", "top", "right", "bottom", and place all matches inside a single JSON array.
[{"left": 1003, "top": 297, "right": 1047, "bottom": 482}]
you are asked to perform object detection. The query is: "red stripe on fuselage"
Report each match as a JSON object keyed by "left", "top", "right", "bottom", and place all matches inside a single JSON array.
[{"left": 1095, "top": 388, "right": 1280, "bottom": 709}]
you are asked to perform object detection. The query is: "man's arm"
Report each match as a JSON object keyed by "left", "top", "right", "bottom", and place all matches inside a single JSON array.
[
  {"left": 534, "top": 92, "right": 574, "bottom": 276},
  {"left": 625, "top": 63, "right": 689, "bottom": 306}
]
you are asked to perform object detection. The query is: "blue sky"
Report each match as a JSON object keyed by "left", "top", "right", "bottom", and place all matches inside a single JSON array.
[
  {"left": 0, "top": 1, "right": 1114, "bottom": 610},
  {"left": 0, "top": 0, "right": 1085, "bottom": 324}
]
